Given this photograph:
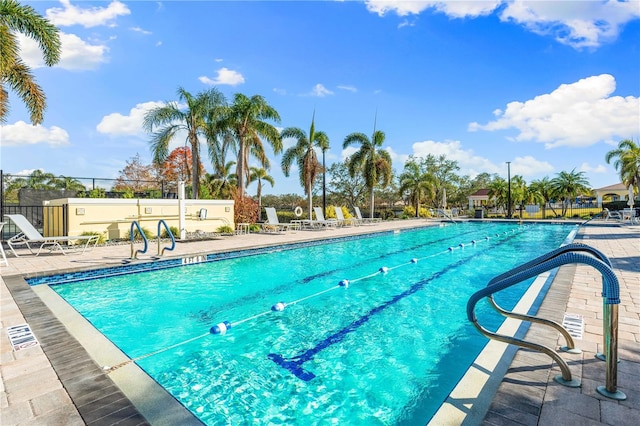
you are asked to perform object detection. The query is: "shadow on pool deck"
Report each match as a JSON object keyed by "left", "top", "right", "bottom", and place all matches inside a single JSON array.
[{"left": 1, "top": 220, "right": 638, "bottom": 425}]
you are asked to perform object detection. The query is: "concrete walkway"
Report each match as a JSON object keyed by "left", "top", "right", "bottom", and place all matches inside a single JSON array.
[{"left": 1, "top": 219, "right": 638, "bottom": 425}]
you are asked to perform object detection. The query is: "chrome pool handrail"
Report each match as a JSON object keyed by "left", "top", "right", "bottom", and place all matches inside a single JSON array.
[
  {"left": 156, "top": 219, "right": 176, "bottom": 257},
  {"left": 466, "top": 243, "right": 626, "bottom": 400},
  {"left": 129, "top": 221, "right": 148, "bottom": 259}
]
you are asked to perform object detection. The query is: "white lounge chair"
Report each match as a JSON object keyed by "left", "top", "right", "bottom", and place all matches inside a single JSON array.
[
  {"left": 5, "top": 214, "right": 99, "bottom": 256},
  {"left": 603, "top": 208, "right": 622, "bottom": 222},
  {"left": 354, "top": 206, "right": 381, "bottom": 224},
  {"left": 334, "top": 206, "right": 359, "bottom": 226},
  {"left": 261, "top": 208, "right": 300, "bottom": 233},
  {"left": 312, "top": 207, "right": 338, "bottom": 229}
]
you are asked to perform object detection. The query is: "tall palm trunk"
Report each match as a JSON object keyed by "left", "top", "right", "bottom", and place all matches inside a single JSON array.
[
  {"left": 307, "top": 183, "right": 313, "bottom": 219},
  {"left": 369, "top": 189, "right": 375, "bottom": 219},
  {"left": 189, "top": 132, "right": 200, "bottom": 199}
]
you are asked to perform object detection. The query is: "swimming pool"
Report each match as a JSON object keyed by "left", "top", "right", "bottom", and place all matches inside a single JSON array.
[{"left": 44, "top": 222, "right": 575, "bottom": 424}]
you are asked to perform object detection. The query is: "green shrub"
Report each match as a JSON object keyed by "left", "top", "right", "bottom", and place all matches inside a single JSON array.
[
  {"left": 88, "top": 188, "right": 106, "bottom": 198},
  {"left": 403, "top": 206, "right": 430, "bottom": 218},
  {"left": 249, "top": 224, "right": 261, "bottom": 233},
  {"left": 125, "top": 227, "right": 153, "bottom": 241},
  {"left": 217, "top": 225, "right": 234, "bottom": 234},
  {"left": 279, "top": 210, "right": 304, "bottom": 222},
  {"left": 160, "top": 226, "right": 178, "bottom": 239},
  {"left": 380, "top": 209, "right": 395, "bottom": 220},
  {"left": 79, "top": 231, "right": 106, "bottom": 245}
]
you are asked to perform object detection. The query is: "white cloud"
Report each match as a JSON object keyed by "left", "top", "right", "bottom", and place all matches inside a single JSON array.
[
  {"left": 341, "top": 146, "right": 358, "bottom": 161},
  {"left": 510, "top": 156, "right": 555, "bottom": 177},
  {"left": 97, "top": 101, "right": 164, "bottom": 136},
  {"left": 411, "top": 139, "right": 501, "bottom": 178},
  {"left": 406, "top": 139, "right": 554, "bottom": 181},
  {"left": 385, "top": 146, "right": 409, "bottom": 167},
  {"left": 364, "top": 0, "right": 640, "bottom": 48},
  {"left": 579, "top": 162, "right": 608, "bottom": 174},
  {"left": 46, "top": 0, "right": 130, "bottom": 28},
  {"left": 310, "top": 84, "right": 334, "bottom": 97},
  {"left": 199, "top": 68, "right": 245, "bottom": 86},
  {"left": 500, "top": 0, "right": 640, "bottom": 49},
  {"left": 130, "top": 27, "right": 152, "bottom": 35},
  {"left": 337, "top": 85, "right": 357, "bottom": 93},
  {"left": 1, "top": 121, "right": 70, "bottom": 147},
  {"left": 19, "top": 33, "right": 108, "bottom": 70},
  {"left": 468, "top": 74, "right": 640, "bottom": 148},
  {"left": 365, "top": 0, "right": 500, "bottom": 18},
  {"left": 273, "top": 88, "right": 287, "bottom": 95}
]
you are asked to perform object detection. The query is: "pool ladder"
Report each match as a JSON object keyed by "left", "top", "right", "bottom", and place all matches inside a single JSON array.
[
  {"left": 467, "top": 243, "right": 626, "bottom": 400},
  {"left": 129, "top": 220, "right": 176, "bottom": 259}
]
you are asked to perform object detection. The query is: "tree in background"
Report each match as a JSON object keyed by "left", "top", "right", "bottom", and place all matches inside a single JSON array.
[
  {"left": 157, "top": 146, "right": 201, "bottom": 192},
  {"left": 509, "top": 175, "right": 527, "bottom": 217},
  {"left": 224, "top": 93, "right": 281, "bottom": 196},
  {"left": 420, "top": 154, "right": 460, "bottom": 209},
  {"left": 323, "top": 160, "right": 367, "bottom": 210},
  {"left": 203, "top": 161, "right": 236, "bottom": 200},
  {"left": 280, "top": 115, "right": 329, "bottom": 218},
  {"left": 551, "top": 169, "right": 590, "bottom": 216},
  {"left": 0, "top": 0, "right": 61, "bottom": 124},
  {"left": 487, "top": 177, "right": 508, "bottom": 213},
  {"left": 528, "top": 176, "right": 558, "bottom": 217},
  {"left": 605, "top": 138, "right": 640, "bottom": 192},
  {"left": 248, "top": 166, "right": 274, "bottom": 219},
  {"left": 399, "top": 158, "right": 434, "bottom": 217},
  {"left": 144, "top": 87, "right": 226, "bottom": 199},
  {"left": 343, "top": 129, "right": 392, "bottom": 218},
  {"left": 112, "top": 154, "right": 160, "bottom": 193},
  {"left": 51, "top": 175, "right": 85, "bottom": 191}
]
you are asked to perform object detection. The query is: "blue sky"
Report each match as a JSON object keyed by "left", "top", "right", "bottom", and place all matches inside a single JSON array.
[{"left": 1, "top": 0, "right": 639, "bottom": 195}]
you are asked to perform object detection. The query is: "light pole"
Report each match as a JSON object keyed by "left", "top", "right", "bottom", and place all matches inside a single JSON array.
[{"left": 506, "top": 161, "right": 512, "bottom": 219}]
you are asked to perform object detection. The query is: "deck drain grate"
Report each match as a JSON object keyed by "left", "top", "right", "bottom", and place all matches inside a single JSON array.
[
  {"left": 6, "top": 323, "right": 40, "bottom": 351},
  {"left": 562, "top": 313, "right": 584, "bottom": 339}
]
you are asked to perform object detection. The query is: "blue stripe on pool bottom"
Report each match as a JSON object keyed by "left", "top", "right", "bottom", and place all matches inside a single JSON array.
[{"left": 268, "top": 230, "right": 518, "bottom": 381}]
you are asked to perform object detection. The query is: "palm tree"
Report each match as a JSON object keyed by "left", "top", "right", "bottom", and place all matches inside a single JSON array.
[
  {"left": 249, "top": 166, "right": 275, "bottom": 219},
  {"left": 605, "top": 139, "right": 640, "bottom": 192},
  {"left": 52, "top": 175, "right": 86, "bottom": 191},
  {"left": 510, "top": 175, "right": 527, "bottom": 217},
  {"left": 0, "top": 0, "right": 61, "bottom": 124},
  {"left": 203, "top": 160, "right": 236, "bottom": 199},
  {"left": 224, "top": 93, "right": 282, "bottom": 196},
  {"left": 487, "top": 177, "right": 508, "bottom": 214},
  {"left": 343, "top": 129, "right": 392, "bottom": 219},
  {"left": 551, "top": 169, "right": 590, "bottom": 216},
  {"left": 143, "top": 87, "right": 226, "bottom": 199},
  {"left": 398, "top": 158, "right": 434, "bottom": 218},
  {"left": 280, "top": 115, "right": 329, "bottom": 218},
  {"left": 529, "top": 177, "right": 559, "bottom": 217}
]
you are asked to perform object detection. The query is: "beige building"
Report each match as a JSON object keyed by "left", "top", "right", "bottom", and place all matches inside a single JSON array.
[
  {"left": 593, "top": 182, "right": 634, "bottom": 207},
  {"left": 44, "top": 198, "right": 234, "bottom": 240}
]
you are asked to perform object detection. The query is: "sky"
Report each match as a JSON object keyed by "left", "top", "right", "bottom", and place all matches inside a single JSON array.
[{"left": 1, "top": 0, "right": 639, "bottom": 196}]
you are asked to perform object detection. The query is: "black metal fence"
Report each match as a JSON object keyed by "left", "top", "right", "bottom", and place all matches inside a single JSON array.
[
  {"left": 1, "top": 205, "right": 67, "bottom": 241},
  {"left": 0, "top": 169, "right": 170, "bottom": 241}
]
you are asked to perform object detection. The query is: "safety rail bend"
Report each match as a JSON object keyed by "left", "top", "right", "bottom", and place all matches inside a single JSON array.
[
  {"left": 466, "top": 243, "right": 626, "bottom": 400},
  {"left": 156, "top": 219, "right": 176, "bottom": 257},
  {"left": 129, "top": 221, "right": 148, "bottom": 259}
]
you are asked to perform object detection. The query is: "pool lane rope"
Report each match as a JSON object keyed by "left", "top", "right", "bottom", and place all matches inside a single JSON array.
[
  {"left": 104, "top": 224, "right": 533, "bottom": 372},
  {"left": 209, "top": 224, "right": 532, "bottom": 335}
]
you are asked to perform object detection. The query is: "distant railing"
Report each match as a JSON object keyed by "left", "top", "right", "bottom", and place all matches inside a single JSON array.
[{"left": 1, "top": 205, "right": 67, "bottom": 241}]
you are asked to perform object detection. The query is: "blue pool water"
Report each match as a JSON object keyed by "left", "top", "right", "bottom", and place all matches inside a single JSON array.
[{"left": 48, "top": 222, "right": 574, "bottom": 425}]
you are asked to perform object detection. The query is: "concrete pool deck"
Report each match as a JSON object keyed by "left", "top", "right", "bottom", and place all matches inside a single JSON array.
[{"left": 1, "top": 219, "right": 638, "bottom": 425}]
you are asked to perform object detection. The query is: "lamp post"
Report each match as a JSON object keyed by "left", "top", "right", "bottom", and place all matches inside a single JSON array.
[{"left": 506, "top": 161, "right": 512, "bottom": 219}]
